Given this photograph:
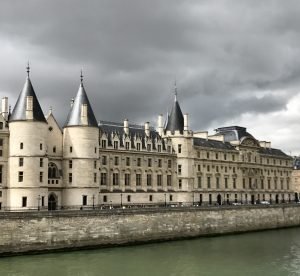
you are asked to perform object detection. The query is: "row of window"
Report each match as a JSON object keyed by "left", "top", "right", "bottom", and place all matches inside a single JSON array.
[
  {"left": 18, "top": 172, "right": 44, "bottom": 182},
  {"left": 102, "top": 194, "right": 174, "bottom": 203},
  {"left": 100, "top": 173, "right": 172, "bottom": 187},
  {"left": 21, "top": 196, "right": 45, "bottom": 207}
]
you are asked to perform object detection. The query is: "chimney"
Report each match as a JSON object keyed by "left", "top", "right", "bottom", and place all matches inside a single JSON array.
[
  {"left": 124, "top": 119, "right": 129, "bottom": 135},
  {"left": 184, "top": 113, "right": 189, "bottom": 131},
  {"left": 145, "top": 122, "right": 150, "bottom": 137},
  {"left": 1, "top": 97, "right": 8, "bottom": 120},
  {"left": 26, "top": 96, "right": 33, "bottom": 120},
  {"left": 81, "top": 104, "right": 88, "bottom": 125},
  {"left": 158, "top": 114, "right": 163, "bottom": 136}
]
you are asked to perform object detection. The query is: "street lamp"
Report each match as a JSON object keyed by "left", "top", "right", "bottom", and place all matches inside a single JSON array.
[
  {"left": 92, "top": 194, "right": 95, "bottom": 209},
  {"left": 120, "top": 193, "right": 123, "bottom": 207},
  {"left": 164, "top": 193, "right": 166, "bottom": 207},
  {"left": 37, "top": 195, "right": 41, "bottom": 211}
]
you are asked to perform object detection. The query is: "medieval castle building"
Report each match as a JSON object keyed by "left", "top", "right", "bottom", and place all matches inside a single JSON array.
[{"left": 0, "top": 68, "right": 295, "bottom": 210}]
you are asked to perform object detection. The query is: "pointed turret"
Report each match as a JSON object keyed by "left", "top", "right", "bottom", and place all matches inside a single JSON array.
[
  {"left": 165, "top": 83, "right": 184, "bottom": 134},
  {"left": 9, "top": 65, "right": 46, "bottom": 122},
  {"left": 65, "top": 72, "right": 97, "bottom": 127}
]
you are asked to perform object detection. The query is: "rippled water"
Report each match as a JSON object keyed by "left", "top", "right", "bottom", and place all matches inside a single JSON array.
[{"left": 1, "top": 227, "right": 300, "bottom": 276}]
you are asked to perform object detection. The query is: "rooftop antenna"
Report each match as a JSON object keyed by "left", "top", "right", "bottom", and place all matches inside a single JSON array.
[
  {"left": 26, "top": 61, "right": 30, "bottom": 77},
  {"left": 174, "top": 78, "right": 177, "bottom": 101},
  {"left": 80, "top": 69, "right": 84, "bottom": 84}
]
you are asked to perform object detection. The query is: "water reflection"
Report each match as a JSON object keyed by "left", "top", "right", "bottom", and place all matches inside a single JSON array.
[{"left": 1, "top": 228, "right": 300, "bottom": 276}]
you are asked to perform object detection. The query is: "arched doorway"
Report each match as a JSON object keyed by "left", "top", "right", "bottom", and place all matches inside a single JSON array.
[
  {"left": 217, "top": 194, "right": 222, "bottom": 205},
  {"left": 48, "top": 194, "right": 57, "bottom": 210}
]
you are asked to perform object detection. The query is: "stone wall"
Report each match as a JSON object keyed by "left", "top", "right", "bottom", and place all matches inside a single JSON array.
[{"left": 1, "top": 205, "right": 300, "bottom": 256}]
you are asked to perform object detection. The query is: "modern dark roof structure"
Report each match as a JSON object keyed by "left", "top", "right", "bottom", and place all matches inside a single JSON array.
[
  {"left": 9, "top": 76, "right": 46, "bottom": 123},
  {"left": 193, "top": 137, "right": 237, "bottom": 151},
  {"left": 165, "top": 92, "right": 184, "bottom": 134},
  {"left": 214, "top": 126, "right": 255, "bottom": 143},
  {"left": 259, "top": 147, "right": 291, "bottom": 158},
  {"left": 64, "top": 80, "right": 98, "bottom": 127}
]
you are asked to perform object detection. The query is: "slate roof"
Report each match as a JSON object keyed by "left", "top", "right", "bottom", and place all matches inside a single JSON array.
[
  {"left": 214, "top": 126, "right": 255, "bottom": 142},
  {"left": 165, "top": 95, "right": 184, "bottom": 134},
  {"left": 193, "top": 137, "right": 236, "bottom": 151},
  {"left": 64, "top": 82, "right": 98, "bottom": 127},
  {"left": 99, "top": 120, "right": 167, "bottom": 150},
  {"left": 293, "top": 157, "right": 300, "bottom": 169},
  {"left": 259, "top": 147, "right": 291, "bottom": 159},
  {"left": 9, "top": 77, "right": 46, "bottom": 123}
]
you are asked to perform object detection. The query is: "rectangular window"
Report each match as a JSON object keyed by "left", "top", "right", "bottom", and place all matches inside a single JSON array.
[
  {"left": 100, "top": 173, "right": 107, "bottom": 185},
  {"left": 19, "top": 157, "right": 24, "bottom": 167},
  {"left": 225, "top": 178, "right": 228, "bottom": 189},
  {"left": 243, "top": 178, "right": 245, "bottom": 189},
  {"left": 40, "top": 172, "right": 43, "bottom": 182},
  {"left": 232, "top": 155, "right": 235, "bottom": 161},
  {"left": 0, "top": 139, "right": 3, "bottom": 146},
  {"left": 53, "top": 146, "right": 56, "bottom": 153},
  {"left": 69, "top": 173, "right": 72, "bottom": 183},
  {"left": 101, "top": 140, "right": 106, "bottom": 148},
  {"left": 157, "top": 175, "right": 162, "bottom": 186},
  {"left": 167, "top": 146, "right": 171, "bottom": 153},
  {"left": 280, "top": 180, "right": 283, "bottom": 190},
  {"left": 233, "top": 167, "right": 236, "bottom": 173},
  {"left": 18, "top": 171, "right": 23, "bottom": 182},
  {"left": 274, "top": 180, "right": 277, "bottom": 190},
  {"left": 102, "top": 156, "right": 107, "bottom": 165},
  {"left": 94, "top": 173, "right": 97, "bottom": 183},
  {"left": 178, "top": 165, "right": 182, "bottom": 175},
  {"left": 95, "top": 147, "right": 97, "bottom": 154},
  {"left": 147, "top": 174, "right": 152, "bottom": 186},
  {"left": 22, "top": 196, "right": 27, "bottom": 207},
  {"left": 261, "top": 179, "right": 264, "bottom": 189},
  {"left": 216, "top": 153, "right": 218, "bottom": 159},
  {"left": 147, "top": 144, "right": 151, "bottom": 151},
  {"left": 0, "top": 149, "right": 2, "bottom": 157},
  {"left": 198, "top": 176, "right": 202, "bottom": 188},
  {"left": 114, "top": 156, "right": 119, "bottom": 166},
  {"left": 40, "top": 143, "right": 43, "bottom": 150},
  {"left": 158, "top": 145, "right": 161, "bottom": 152},
  {"left": 148, "top": 158, "right": 152, "bottom": 167},
  {"left": 103, "top": 195, "right": 107, "bottom": 202},
  {"left": 268, "top": 179, "right": 271, "bottom": 189},
  {"left": 69, "top": 160, "right": 72, "bottom": 169},
  {"left": 233, "top": 178, "right": 236, "bottom": 189},
  {"left": 168, "top": 160, "right": 172, "bottom": 168},
  {"left": 149, "top": 195, "right": 153, "bottom": 202},
  {"left": 114, "top": 141, "right": 118, "bottom": 149},
  {"left": 224, "top": 154, "right": 227, "bottom": 160},
  {"left": 206, "top": 152, "right": 210, "bottom": 159},
  {"left": 127, "top": 195, "right": 131, "bottom": 202},
  {"left": 178, "top": 144, "right": 182, "bottom": 153},
  {"left": 207, "top": 165, "right": 210, "bottom": 172},
  {"left": 137, "top": 143, "right": 141, "bottom": 151},
  {"left": 136, "top": 174, "right": 141, "bottom": 186},
  {"left": 94, "top": 161, "right": 97, "bottom": 169},
  {"left": 169, "top": 195, "right": 173, "bottom": 201},
  {"left": 207, "top": 177, "right": 211, "bottom": 189},
  {"left": 40, "top": 158, "right": 43, "bottom": 168},
  {"left": 20, "top": 142, "right": 23, "bottom": 149},
  {"left": 0, "top": 165, "right": 2, "bottom": 183},
  {"left": 137, "top": 158, "right": 141, "bottom": 167},
  {"left": 125, "top": 142, "right": 130, "bottom": 150},
  {"left": 167, "top": 175, "right": 172, "bottom": 186},
  {"left": 41, "top": 196, "right": 44, "bottom": 207},
  {"left": 125, "top": 173, "right": 130, "bottom": 186},
  {"left": 70, "top": 146, "right": 73, "bottom": 153},
  {"left": 113, "top": 173, "right": 119, "bottom": 185},
  {"left": 179, "top": 179, "right": 182, "bottom": 189},
  {"left": 126, "top": 157, "right": 130, "bottom": 166},
  {"left": 158, "top": 159, "right": 162, "bottom": 168},
  {"left": 216, "top": 177, "right": 220, "bottom": 189},
  {"left": 82, "top": 195, "right": 87, "bottom": 206}
]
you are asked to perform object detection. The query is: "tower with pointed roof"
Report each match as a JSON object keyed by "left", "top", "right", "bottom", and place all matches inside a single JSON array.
[
  {"left": 62, "top": 72, "right": 99, "bottom": 207},
  {"left": 7, "top": 65, "right": 48, "bottom": 210}
]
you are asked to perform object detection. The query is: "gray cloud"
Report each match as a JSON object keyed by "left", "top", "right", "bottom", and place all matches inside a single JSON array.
[{"left": 0, "top": 0, "right": 300, "bottom": 151}]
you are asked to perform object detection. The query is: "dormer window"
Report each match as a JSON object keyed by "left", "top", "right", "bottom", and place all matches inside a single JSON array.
[
  {"left": 0, "top": 122, "right": 3, "bottom": 129},
  {"left": 147, "top": 144, "right": 151, "bottom": 151},
  {"left": 101, "top": 140, "right": 106, "bottom": 148},
  {"left": 137, "top": 143, "right": 141, "bottom": 151},
  {"left": 158, "top": 145, "right": 161, "bottom": 152},
  {"left": 125, "top": 142, "right": 130, "bottom": 150},
  {"left": 113, "top": 141, "right": 118, "bottom": 149}
]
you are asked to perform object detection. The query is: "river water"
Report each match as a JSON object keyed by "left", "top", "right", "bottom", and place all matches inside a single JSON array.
[{"left": 1, "top": 227, "right": 300, "bottom": 276}]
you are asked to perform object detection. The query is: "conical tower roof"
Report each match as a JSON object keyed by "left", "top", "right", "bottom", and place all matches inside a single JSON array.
[
  {"left": 165, "top": 85, "right": 184, "bottom": 134},
  {"left": 64, "top": 76, "right": 98, "bottom": 127},
  {"left": 10, "top": 68, "right": 46, "bottom": 123}
]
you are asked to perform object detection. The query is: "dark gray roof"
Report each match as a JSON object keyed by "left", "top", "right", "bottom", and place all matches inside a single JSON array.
[
  {"left": 193, "top": 137, "right": 236, "bottom": 151},
  {"left": 165, "top": 96, "right": 184, "bottom": 134},
  {"left": 9, "top": 77, "right": 46, "bottom": 123},
  {"left": 99, "top": 120, "right": 167, "bottom": 150},
  {"left": 293, "top": 157, "right": 300, "bottom": 169},
  {"left": 64, "top": 82, "right": 98, "bottom": 127},
  {"left": 259, "top": 147, "right": 291, "bottom": 159},
  {"left": 214, "top": 126, "right": 255, "bottom": 142}
]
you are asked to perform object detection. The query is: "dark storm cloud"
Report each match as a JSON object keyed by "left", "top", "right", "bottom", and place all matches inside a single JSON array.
[{"left": 0, "top": 0, "right": 300, "bottom": 134}]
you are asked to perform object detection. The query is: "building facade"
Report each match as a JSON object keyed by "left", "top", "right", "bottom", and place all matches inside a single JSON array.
[{"left": 0, "top": 70, "right": 295, "bottom": 210}]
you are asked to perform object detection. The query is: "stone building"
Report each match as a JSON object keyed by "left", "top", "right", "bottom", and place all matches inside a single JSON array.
[{"left": 0, "top": 68, "right": 295, "bottom": 210}]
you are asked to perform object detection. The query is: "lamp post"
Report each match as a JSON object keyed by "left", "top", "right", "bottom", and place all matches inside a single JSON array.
[
  {"left": 164, "top": 193, "right": 166, "bottom": 207},
  {"left": 120, "top": 193, "right": 123, "bottom": 207},
  {"left": 92, "top": 194, "right": 95, "bottom": 209},
  {"left": 37, "top": 195, "right": 41, "bottom": 211}
]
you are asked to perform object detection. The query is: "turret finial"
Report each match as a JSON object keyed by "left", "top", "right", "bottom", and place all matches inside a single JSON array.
[
  {"left": 26, "top": 62, "right": 30, "bottom": 77},
  {"left": 174, "top": 79, "right": 177, "bottom": 101},
  {"left": 80, "top": 69, "right": 83, "bottom": 84}
]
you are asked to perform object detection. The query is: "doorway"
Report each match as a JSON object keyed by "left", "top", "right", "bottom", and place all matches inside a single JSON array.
[
  {"left": 48, "top": 194, "right": 57, "bottom": 210},
  {"left": 217, "top": 194, "right": 222, "bottom": 205}
]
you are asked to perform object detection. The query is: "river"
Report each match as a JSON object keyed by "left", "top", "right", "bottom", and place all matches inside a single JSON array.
[{"left": 1, "top": 227, "right": 300, "bottom": 276}]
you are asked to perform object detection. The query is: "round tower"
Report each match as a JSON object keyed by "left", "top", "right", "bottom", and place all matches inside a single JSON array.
[
  {"left": 62, "top": 73, "right": 99, "bottom": 208},
  {"left": 8, "top": 66, "right": 48, "bottom": 210}
]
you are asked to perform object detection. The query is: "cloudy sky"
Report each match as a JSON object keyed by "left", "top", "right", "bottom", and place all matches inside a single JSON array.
[{"left": 1, "top": 0, "right": 300, "bottom": 154}]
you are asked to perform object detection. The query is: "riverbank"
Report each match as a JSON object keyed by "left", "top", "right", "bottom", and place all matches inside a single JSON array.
[{"left": 1, "top": 204, "right": 300, "bottom": 256}]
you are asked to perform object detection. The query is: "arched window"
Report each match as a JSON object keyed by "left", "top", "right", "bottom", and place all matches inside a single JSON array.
[{"left": 48, "top": 162, "right": 59, "bottom": 178}]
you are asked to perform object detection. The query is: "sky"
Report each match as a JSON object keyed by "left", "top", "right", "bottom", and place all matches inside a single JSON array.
[{"left": 1, "top": 0, "right": 300, "bottom": 154}]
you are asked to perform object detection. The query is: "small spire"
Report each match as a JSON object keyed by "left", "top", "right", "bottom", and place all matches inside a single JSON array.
[
  {"left": 174, "top": 79, "right": 177, "bottom": 102},
  {"left": 49, "top": 106, "right": 53, "bottom": 113},
  {"left": 80, "top": 69, "right": 83, "bottom": 84},
  {"left": 26, "top": 62, "right": 30, "bottom": 77}
]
